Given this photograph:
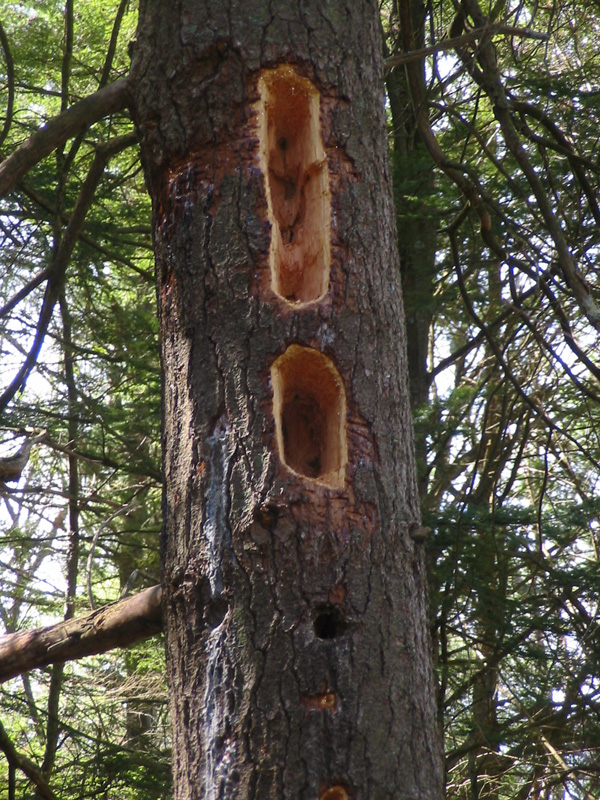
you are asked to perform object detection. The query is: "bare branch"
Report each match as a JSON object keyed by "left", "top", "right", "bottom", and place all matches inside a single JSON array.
[
  {"left": 99, "top": 0, "right": 130, "bottom": 88},
  {"left": 0, "top": 585, "right": 163, "bottom": 684},
  {"left": 385, "top": 24, "right": 548, "bottom": 72},
  {"left": 0, "top": 19, "right": 15, "bottom": 150},
  {"left": 0, "top": 267, "right": 50, "bottom": 320},
  {"left": 0, "top": 77, "right": 131, "bottom": 197}
]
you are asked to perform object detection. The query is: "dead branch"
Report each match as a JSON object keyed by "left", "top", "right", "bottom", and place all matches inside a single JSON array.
[
  {"left": 0, "top": 585, "right": 163, "bottom": 683},
  {"left": 0, "top": 77, "right": 130, "bottom": 197},
  {"left": 0, "top": 431, "right": 45, "bottom": 482}
]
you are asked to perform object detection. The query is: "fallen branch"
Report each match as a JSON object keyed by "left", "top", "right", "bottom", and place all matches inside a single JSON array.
[{"left": 0, "top": 585, "right": 162, "bottom": 683}]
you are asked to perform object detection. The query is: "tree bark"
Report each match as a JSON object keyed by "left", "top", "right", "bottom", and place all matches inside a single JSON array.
[{"left": 130, "top": 2, "right": 444, "bottom": 798}]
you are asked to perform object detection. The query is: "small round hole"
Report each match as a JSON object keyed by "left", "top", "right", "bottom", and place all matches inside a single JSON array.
[{"left": 313, "top": 605, "right": 346, "bottom": 640}]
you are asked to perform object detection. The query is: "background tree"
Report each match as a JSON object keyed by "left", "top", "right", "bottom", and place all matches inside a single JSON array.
[
  {"left": 385, "top": 0, "right": 600, "bottom": 797},
  {"left": 0, "top": 2, "right": 169, "bottom": 797}
]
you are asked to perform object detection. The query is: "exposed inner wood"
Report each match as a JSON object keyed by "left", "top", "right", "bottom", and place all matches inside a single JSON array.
[
  {"left": 257, "top": 66, "right": 331, "bottom": 304},
  {"left": 271, "top": 345, "right": 347, "bottom": 487},
  {"left": 320, "top": 788, "right": 349, "bottom": 800}
]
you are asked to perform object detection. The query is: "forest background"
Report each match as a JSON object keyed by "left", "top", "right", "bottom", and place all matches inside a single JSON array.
[{"left": 1, "top": 1, "right": 599, "bottom": 798}]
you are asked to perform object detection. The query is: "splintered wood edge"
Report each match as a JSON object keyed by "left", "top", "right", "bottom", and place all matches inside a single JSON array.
[
  {"left": 271, "top": 344, "right": 347, "bottom": 488},
  {"left": 256, "top": 66, "right": 331, "bottom": 305}
]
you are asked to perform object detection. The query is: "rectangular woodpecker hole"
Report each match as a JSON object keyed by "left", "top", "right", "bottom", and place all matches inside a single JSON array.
[
  {"left": 271, "top": 345, "right": 347, "bottom": 488},
  {"left": 257, "top": 66, "right": 331, "bottom": 305}
]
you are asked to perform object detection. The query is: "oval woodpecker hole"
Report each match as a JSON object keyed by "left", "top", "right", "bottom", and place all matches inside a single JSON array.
[
  {"left": 320, "top": 788, "right": 349, "bottom": 800},
  {"left": 271, "top": 345, "right": 347, "bottom": 487}
]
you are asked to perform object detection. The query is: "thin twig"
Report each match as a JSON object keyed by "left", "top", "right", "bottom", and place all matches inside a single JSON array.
[
  {"left": 0, "top": 720, "right": 59, "bottom": 800},
  {"left": 385, "top": 24, "right": 548, "bottom": 72}
]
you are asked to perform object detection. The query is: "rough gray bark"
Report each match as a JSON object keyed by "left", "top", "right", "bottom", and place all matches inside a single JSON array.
[{"left": 130, "top": 2, "right": 444, "bottom": 798}]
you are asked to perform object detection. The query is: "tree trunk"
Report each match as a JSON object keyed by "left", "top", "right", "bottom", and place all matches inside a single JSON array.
[
  {"left": 130, "top": 2, "right": 444, "bottom": 798},
  {"left": 386, "top": 0, "right": 437, "bottom": 500}
]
